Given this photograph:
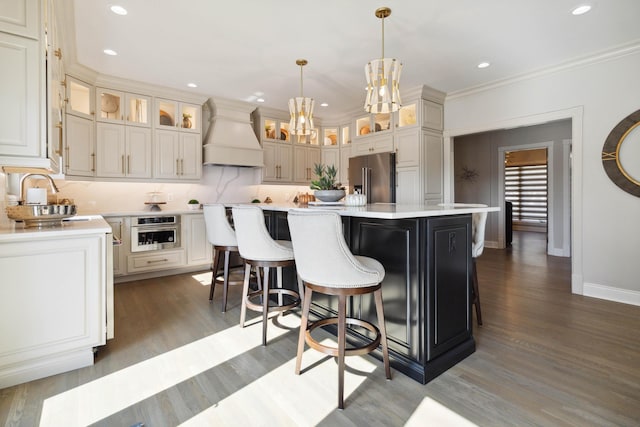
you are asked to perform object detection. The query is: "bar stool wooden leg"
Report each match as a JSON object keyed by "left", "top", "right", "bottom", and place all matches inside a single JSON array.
[
  {"left": 295, "top": 286, "right": 312, "bottom": 375},
  {"left": 374, "top": 288, "right": 392, "bottom": 379},
  {"left": 262, "top": 266, "right": 270, "bottom": 346},
  {"left": 221, "top": 250, "right": 230, "bottom": 312},
  {"left": 337, "top": 294, "right": 347, "bottom": 410},
  {"left": 276, "top": 266, "right": 284, "bottom": 306},
  {"left": 209, "top": 248, "right": 222, "bottom": 301},
  {"left": 240, "top": 263, "right": 252, "bottom": 328}
]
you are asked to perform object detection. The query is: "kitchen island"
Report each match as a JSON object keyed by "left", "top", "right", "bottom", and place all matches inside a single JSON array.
[
  {"left": 251, "top": 202, "right": 498, "bottom": 384},
  {"left": 0, "top": 216, "right": 113, "bottom": 389}
]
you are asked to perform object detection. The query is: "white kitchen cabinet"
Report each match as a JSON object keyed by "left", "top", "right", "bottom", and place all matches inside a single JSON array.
[
  {"left": 125, "top": 93, "right": 151, "bottom": 127},
  {"left": 155, "top": 99, "right": 201, "bottom": 133},
  {"left": 96, "top": 88, "right": 151, "bottom": 128},
  {"left": 395, "top": 127, "right": 421, "bottom": 168},
  {"left": 184, "top": 213, "right": 212, "bottom": 266},
  {"left": 65, "top": 76, "right": 94, "bottom": 119},
  {"left": 351, "top": 133, "right": 394, "bottom": 156},
  {"left": 422, "top": 99, "right": 444, "bottom": 131},
  {"left": 96, "top": 123, "right": 151, "bottom": 178},
  {"left": 127, "top": 249, "right": 186, "bottom": 274},
  {"left": 0, "top": 229, "right": 109, "bottom": 389},
  {"left": 263, "top": 141, "right": 293, "bottom": 182},
  {"left": 0, "top": 31, "right": 42, "bottom": 160},
  {"left": 106, "top": 216, "right": 126, "bottom": 276},
  {"left": 0, "top": 0, "right": 39, "bottom": 39},
  {"left": 154, "top": 130, "right": 202, "bottom": 180},
  {"left": 321, "top": 147, "right": 340, "bottom": 175},
  {"left": 340, "top": 145, "right": 351, "bottom": 185},
  {"left": 293, "top": 145, "right": 321, "bottom": 183},
  {"left": 423, "top": 129, "right": 443, "bottom": 203},
  {"left": 65, "top": 113, "right": 95, "bottom": 176},
  {"left": 396, "top": 166, "right": 422, "bottom": 204}
]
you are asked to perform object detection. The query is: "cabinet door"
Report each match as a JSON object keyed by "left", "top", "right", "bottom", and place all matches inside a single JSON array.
[
  {"left": 125, "top": 93, "right": 151, "bottom": 127},
  {"left": 126, "top": 126, "right": 152, "bottom": 178},
  {"left": 179, "top": 133, "right": 202, "bottom": 180},
  {"left": 395, "top": 128, "right": 420, "bottom": 167},
  {"left": 155, "top": 98, "right": 178, "bottom": 130},
  {"left": 65, "top": 114, "right": 94, "bottom": 176},
  {"left": 422, "top": 100, "right": 444, "bottom": 131},
  {"left": 0, "top": 0, "right": 39, "bottom": 38},
  {"left": 278, "top": 144, "right": 293, "bottom": 182},
  {"left": 0, "top": 32, "right": 41, "bottom": 158},
  {"left": 321, "top": 148, "right": 340, "bottom": 176},
  {"left": 96, "top": 88, "right": 124, "bottom": 123},
  {"left": 96, "top": 122, "right": 125, "bottom": 177},
  {"left": 186, "top": 214, "right": 212, "bottom": 266},
  {"left": 105, "top": 217, "right": 126, "bottom": 276},
  {"left": 179, "top": 103, "right": 201, "bottom": 133},
  {"left": 155, "top": 130, "right": 179, "bottom": 178},
  {"left": 424, "top": 130, "right": 443, "bottom": 204},
  {"left": 426, "top": 216, "right": 472, "bottom": 360},
  {"left": 340, "top": 146, "right": 351, "bottom": 184},
  {"left": 372, "top": 134, "right": 394, "bottom": 154},
  {"left": 396, "top": 166, "right": 421, "bottom": 204},
  {"left": 293, "top": 146, "right": 308, "bottom": 182},
  {"left": 65, "top": 76, "right": 94, "bottom": 119},
  {"left": 262, "top": 142, "right": 278, "bottom": 182}
]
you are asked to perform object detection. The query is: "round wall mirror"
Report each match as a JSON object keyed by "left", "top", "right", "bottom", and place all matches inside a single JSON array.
[{"left": 602, "top": 109, "right": 640, "bottom": 197}]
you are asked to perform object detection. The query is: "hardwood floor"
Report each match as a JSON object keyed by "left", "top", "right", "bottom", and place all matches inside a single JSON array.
[{"left": 2, "top": 232, "right": 639, "bottom": 426}]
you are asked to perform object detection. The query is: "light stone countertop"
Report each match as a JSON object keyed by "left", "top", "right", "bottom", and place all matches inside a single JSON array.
[
  {"left": 224, "top": 202, "right": 500, "bottom": 220},
  {"left": 0, "top": 215, "right": 112, "bottom": 241}
]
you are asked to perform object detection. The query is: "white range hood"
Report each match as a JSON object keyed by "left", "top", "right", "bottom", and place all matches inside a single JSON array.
[{"left": 203, "top": 98, "right": 264, "bottom": 168}]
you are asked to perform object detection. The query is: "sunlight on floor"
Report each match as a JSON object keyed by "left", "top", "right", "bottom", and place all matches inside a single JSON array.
[
  {"left": 179, "top": 337, "right": 376, "bottom": 426},
  {"left": 39, "top": 314, "right": 292, "bottom": 426},
  {"left": 405, "top": 397, "right": 478, "bottom": 426},
  {"left": 191, "top": 271, "right": 212, "bottom": 286}
]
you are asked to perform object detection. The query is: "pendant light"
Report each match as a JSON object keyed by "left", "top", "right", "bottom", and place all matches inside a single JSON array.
[
  {"left": 364, "top": 7, "right": 402, "bottom": 114},
  {"left": 289, "top": 59, "right": 315, "bottom": 136}
]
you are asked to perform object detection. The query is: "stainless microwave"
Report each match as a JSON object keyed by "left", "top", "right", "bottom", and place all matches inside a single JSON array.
[{"left": 130, "top": 215, "right": 181, "bottom": 252}]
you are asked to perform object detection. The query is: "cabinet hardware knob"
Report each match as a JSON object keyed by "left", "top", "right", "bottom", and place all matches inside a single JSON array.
[{"left": 54, "top": 48, "right": 62, "bottom": 59}]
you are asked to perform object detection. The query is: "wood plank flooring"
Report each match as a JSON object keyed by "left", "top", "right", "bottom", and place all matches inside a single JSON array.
[{"left": 2, "top": 231, "right": 639, "bottom": 426}]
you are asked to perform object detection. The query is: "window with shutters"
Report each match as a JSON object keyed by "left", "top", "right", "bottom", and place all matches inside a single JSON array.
[{"left": 505, "top": 149, "right": 547, "bottom": 231}]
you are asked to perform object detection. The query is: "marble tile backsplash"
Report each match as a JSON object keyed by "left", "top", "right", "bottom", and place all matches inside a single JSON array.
[{"left": 2, "top": 166, "right": 311, "bottom": 218}]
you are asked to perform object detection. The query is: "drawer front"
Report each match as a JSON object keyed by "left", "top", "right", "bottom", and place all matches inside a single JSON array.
[{"left": 127, "top": 250, "right": 185, "bottom": 273}]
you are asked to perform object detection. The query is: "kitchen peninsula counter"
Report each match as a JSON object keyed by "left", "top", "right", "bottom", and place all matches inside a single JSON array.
[
  {"left": 0, "top": 215, "right": 113, "bottom": 389},
  {"left": 253, "top": 202, "right": 498, "bottom": 384}
]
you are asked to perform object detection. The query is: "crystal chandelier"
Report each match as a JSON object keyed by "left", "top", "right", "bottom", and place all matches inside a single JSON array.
[
  {"left": 364, "top": 7, "right": 402, "bottom": 114},
  {"left": 289, "top": 59, "right": 315, "bottom": 135}
]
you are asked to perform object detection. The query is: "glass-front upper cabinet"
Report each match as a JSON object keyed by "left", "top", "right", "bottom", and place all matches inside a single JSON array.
[
  {"left": 65, "top": 76, "right": 94, "bottom": 120},
  {"left": 155, "top": 99, "right": 200, "bottom": 132},
  {"left": 125, "top": 93, "right": 151, "bottom": 127},
  {"left": 398, "top": 102, "right": 417, "bottom": 128},
  {"left": 323, "top": 128, "right": 338, "bottom": 146},
  {"left": 341, "top": 125, "right": 350, "bottom": 145},
  {"left": 355, "top": 113, "right": 392, "bottom": 137},
  {"left": 262, "top": 118, "right": 291, "bottom": 142},
  {"left": 96, "top": 88, "right": 124, "bottom": 123}
]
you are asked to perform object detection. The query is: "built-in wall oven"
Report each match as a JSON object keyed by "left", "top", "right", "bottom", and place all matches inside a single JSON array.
[{"left": 131, "top": 215, "right": 181, "bottom": 252}]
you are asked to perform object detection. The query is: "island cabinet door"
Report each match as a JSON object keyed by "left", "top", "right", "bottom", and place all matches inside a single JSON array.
[
  {"left": 348, "top": 217, "right": 421, "bottom": 362},
  {"left": 424, "top": 215, "right": 473, "bottom": 360}
]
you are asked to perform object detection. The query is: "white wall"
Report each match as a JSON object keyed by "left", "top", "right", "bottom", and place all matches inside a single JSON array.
[{"left": 444, "top": 47, "right": 640, "bottom": 305}]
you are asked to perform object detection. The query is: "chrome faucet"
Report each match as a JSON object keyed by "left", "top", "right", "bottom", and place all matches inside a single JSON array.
[{"left": 19, "top": 174, "right": 60, "bottom": 204}]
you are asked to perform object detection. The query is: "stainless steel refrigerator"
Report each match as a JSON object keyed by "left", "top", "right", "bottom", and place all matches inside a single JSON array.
[{"left": 348, "top": 152, "right": 396, "bottom": 203}]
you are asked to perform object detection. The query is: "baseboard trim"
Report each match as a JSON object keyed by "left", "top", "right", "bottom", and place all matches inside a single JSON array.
[{"left": 583, "top": 282, "right": 640, "bottom": 307}]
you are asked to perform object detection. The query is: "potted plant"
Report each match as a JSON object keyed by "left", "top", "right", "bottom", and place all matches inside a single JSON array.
[
  {"left": 187, "top": 199, "right": 200, "bottom": 210},
  {"left": 310, "top": 163, "right": 345, "bottom": 202}
]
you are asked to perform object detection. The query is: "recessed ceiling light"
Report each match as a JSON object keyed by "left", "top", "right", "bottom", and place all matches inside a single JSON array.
[
  {"left": 477, "top": 62, "right": 490, "bottom": 69},
  {"left": 256, "top": 98, "right": 265, "bottom": 103},
  {"left": 320, "top": 102, "right": 329, "bottom": 107},
  {"left": 103, "top": 49, "right": 118, "bottom": 56},
  {"left": 110, "top": 5, "right": 128, "bottom": 15},
  {"left": 571, "top": 5, "right": 592, "bottom": 15},
  {"left": 187, "top": 83, "right": 197, "bottom": 88}
]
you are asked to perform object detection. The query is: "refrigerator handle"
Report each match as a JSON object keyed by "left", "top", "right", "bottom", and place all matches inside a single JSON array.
[{"left": 361, "top": 167, "right": 366, "bottom": 196}]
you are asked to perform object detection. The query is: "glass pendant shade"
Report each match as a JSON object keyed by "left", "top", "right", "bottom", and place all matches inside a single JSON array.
[
  {"left": 289, "top": 59, "right": 315, "bottom": 136},
  {"left": 364, "top": 58, "right": 402, "bottom": 113},
  {"left": 364, "top": 7, "right": 402, "bottom": 114}
]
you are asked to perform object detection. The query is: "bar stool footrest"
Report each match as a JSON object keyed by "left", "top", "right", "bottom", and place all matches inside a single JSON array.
[
  {"left": 306, "top": 317, "right": 381, "bottom": 357},
  {"left": 245, "top": 289, "right": 300, "bottom": 313}
]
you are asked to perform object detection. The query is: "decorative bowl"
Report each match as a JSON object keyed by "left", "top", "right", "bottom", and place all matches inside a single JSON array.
[
  {"left": 313, "top": 189, "right": 345, "bottom": 202},
  {"left": 6, "top": 204, "right": 77, "bottom": 227}
]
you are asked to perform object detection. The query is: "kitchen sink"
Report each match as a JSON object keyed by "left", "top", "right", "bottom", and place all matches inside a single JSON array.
[{"left": 6, "top": 204, "right": 77, "bottom": 227}]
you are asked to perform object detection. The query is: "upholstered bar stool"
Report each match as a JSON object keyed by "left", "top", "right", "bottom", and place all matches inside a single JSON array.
[
  {"left": 471, "top": 210, "right": 488, "bottom": 326},
  {"left": 203, "top": 204, "right": 244, "bottom": 312},
  {"left": 231, "top": 205, "right": 304, "bottom": 346},
  {"left": 287, "top": 209, "right": 391, "bottom": 410}
]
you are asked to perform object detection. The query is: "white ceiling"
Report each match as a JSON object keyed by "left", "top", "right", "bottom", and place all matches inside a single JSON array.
[{"left": 70, "top": 0, "right": 640, "bottom": 117}]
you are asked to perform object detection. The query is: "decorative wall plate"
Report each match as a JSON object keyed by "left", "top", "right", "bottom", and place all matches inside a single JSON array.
[{"left": 602, "top": 109, "right": 640, "bottom": 197}]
